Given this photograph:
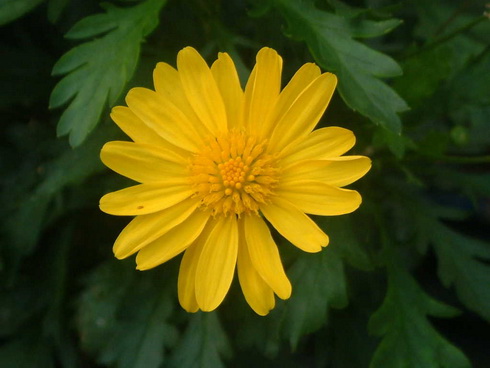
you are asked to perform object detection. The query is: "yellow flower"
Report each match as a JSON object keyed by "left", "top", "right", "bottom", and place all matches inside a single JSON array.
[{"left": 99, "top": 47, "right": 371, "bottom": 315}]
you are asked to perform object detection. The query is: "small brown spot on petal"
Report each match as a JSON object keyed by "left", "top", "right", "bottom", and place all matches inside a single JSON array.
[{"left": 137, "top": 205, "right": 144, "bottom": 209}]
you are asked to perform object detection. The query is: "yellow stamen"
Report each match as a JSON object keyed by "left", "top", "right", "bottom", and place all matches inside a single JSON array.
[{"left": 189, "top": 131, "right": 278, "bottom": 216}]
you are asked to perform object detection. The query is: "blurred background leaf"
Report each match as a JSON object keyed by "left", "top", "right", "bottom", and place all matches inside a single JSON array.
[
  {"left": 169, "top": 313, "right": 231, "bottom": 368},
  {"left": 0, "top": 0, "right": 45, "bottom": 26},
  {"left": 283, "top": 247, "right": 348, "bottom": 349},
  {"left": 78, "top": 261, "right": 178, "bottom": 367}
]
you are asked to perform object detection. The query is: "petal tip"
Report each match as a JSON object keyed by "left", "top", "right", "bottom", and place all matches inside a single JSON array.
[
  {"left": 199, "top": 304, "right": 218, "bottom": 313},
  {"left": 277, "top": 282, "right": 292, "bottom": 300}
]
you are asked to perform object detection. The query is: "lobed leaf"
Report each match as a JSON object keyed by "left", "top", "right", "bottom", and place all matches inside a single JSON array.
[
  {"left": 408, "top": 192, "right": 490, "bottom": 322},
  {"left": 49, "top": 0, "right": 167, "bottom": 146},
  {"left": 283, "top": 247, "right": 348, "bottom": 349},
  {"left": 369, "top": 263, "right": 470, "bottom": 368},
  {"left": 169, "top": 313, "right": 232, "bottom": 368},
  {"left": 322, "top": 216, "right": 374, "bottom": 271},
  {"left": 98, "top": 286, "right": 176, "bottom": 368},
  {"left": 430, "top": 223, "right": 490, "bottom": 322},
  {"left": 274, "top": 0, "right": 408, "bottom": 134},
  {"left": 77, "top": 261, "right": 177, "bottom": 368}
]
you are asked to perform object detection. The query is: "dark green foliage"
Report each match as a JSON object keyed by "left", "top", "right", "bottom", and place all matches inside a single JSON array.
[
  {"left": 2, "top": 123, "right": 119, "bottom": 262},
  {"left": 274, "top": 0, "right": 408, "bottom": 134},
  {"left": 0, "top": 335, "right": 54, "bottom": 368},
  {"left": 78, "top": 261, "right": 178, "bottom": 367},
  {"left": 284, "top": 248, "right": 348, "bottom": 349},
  {"left": 410, "top": 199, "right": 490, "bottom": 322},
  {"left": 432, "top": 225, "right": 490, "bottom": 323},
  {"left": 369, "top": 262, "right": 470, "bottom": 368},
  {"left": 0, "top": 0, "right": 45, "bottom": 26},
  {"left": 1, "top": 0, "right": 489, "bottom": 367},
  {"left": 50, "top": 0, "right": 167, "bottom": 146},
  {"left": 47, "top": 0, "right": 70, "bottom": 22},
  {"left": 169, "top": 313, "right": 231, "bottom": 368}
]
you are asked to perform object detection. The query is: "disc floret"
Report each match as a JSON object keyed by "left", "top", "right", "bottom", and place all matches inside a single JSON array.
[{"left": 190, "top": 131, "right": 278, "bottom": 216}]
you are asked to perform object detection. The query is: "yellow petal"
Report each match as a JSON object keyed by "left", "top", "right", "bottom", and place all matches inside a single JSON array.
[
  {"left": 178, "top": 240, "right": 202, "bottom": 313},
  {"left": 260, "top": 198, "right": 328, "bottom": 253},
  {"left": 153, "top": 62, "right": 180, "bottom": 95},
  {"left": 100, "top": 141, "right": 188, "bottom": 183},
  {"left": 153, "top": 62, "right": 210, "bottom": 139},
  {"left": 237, "top": 224, "right": 275, "bottom": 316},
  {"left": 178, "top": 224, "right": 214, "bottom": 313},
  {"left": 195, "top": 216, "right": 238, "bottom": 311},
  {"left": 243, "top": 215, "right": 291, "bottom": 300},
  {"left": 282, "top": 156, "right": 372, "bottom": 187},
  {"left": 243, "top": 47, "right": 282, "bottom": 135},
  {"left": 211, "top": 52, "right": 244, "bottom": 130},
  {"left": 99, "top": 181, "right": 193, "bottom": 216},
  {"left": 135, "top": 209, "right": 210, "bottom": 270},
  {"left": 277, "top": 180, "right": 362, "bottom": 216},
  {"left": 110, "top": 106, "right": 169, "bottom": 146},
  {"left": 266, "top": 63, "right": 320, "bottom": 137},
  {"left": 113, "top": 198, "right": 200, "bottom": 259},
  {"left": 281, "top": 127, "right": 356, "bottom": 165},
  {"left": 126, "top": 87, "right": 204, "bottom": 152},
  {"left": 177, "top": 47, "right": 227, "bottom": 134},
  {"left": 269, "top": 72, "right": 337, "bottom": 153}
]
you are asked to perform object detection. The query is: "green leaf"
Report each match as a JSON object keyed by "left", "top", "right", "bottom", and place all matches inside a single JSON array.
[
  {"left": 323, "top": 217, "right": 374, "bottom": 271},
  {"left": 372, "top": 127, "right": 413, "bottom": 158},
  {"left": 50, "top": 0, "right": 167, "bottom": 146},
  {"left": 407, "top": 193, "right": 490, "bottom": 322},
  {"left": 98, "top": 284, "right": 177, "bottom": 368},
  {"left": 455, "top": 48, "right": 490, "bottom": 106},
  {"left": 448, "top": 49, "right": 490, "bottom": 150},
  {"left": 1, "top": 226, "right": 77, "bottom": 367},
  {"left": 326, "top": 0, "right": 402, "bottom": 20},
  {"left": 429, "top": 223, "right": 490, "bottom": 322},
  {"left": 0, "top": 0, "right": 45, "bottom": 26},
  {"left": 274, "top": 0, "right": 408, "bottom": 134},
  {"left": 369, "top": 264, "right": 470, "bottom": 368},
  {"left": 283, "top": 246, "right": 348, "bottom": 349},
  {"left": 231, "top": 302, "right": 284, "bottom": 358},
  {"left": 47, "top": 0, "right": 69, "bottom": 23},
  {"left": 394, "top": 47, "right": 453, "bottom": 108},
  {"left": 77, "top": 261, "right": 135, "bottom": 355},
  {"left": 3, "top": 123, "right": 118, "bottom": 259},
  {"left": 432, "top": 169, "right": 490, "bottom": 203},
  {"left": 328, "top": 306, "right": 378, "bottom": 368},
  {"left": 42, "top": 225, "right": 79, "bottom": 368},
  {"left": 78, "top": 261, "right": 177, "bottom": 368},
  {"left": 169, "top": 313, "right": 232, "bottom": 368}
]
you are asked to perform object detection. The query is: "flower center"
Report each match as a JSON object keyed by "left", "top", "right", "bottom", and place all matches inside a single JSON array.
[{"left": 190, "top": 131, "right": 278, "bottom": 216}]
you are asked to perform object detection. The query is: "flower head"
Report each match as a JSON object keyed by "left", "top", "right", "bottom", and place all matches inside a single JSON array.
[{"left": 100, "top": 47, "right": 371, "bottom": 315}]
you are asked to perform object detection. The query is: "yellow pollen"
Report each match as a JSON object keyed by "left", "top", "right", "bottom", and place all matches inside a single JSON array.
[{"left": 190, "top": 131, "right": 279, "bottom": 216}]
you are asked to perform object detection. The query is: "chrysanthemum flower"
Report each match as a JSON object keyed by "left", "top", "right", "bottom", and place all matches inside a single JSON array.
[{"left": 99, "top": 47, "right": 371, "bottom": 315}]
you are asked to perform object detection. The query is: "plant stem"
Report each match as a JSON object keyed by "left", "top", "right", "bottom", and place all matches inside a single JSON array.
[{"left": 405, "top": 15, "right": 487, "bottom": 59}]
